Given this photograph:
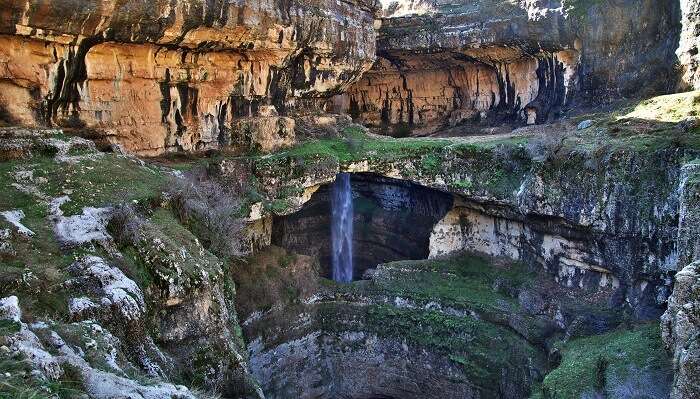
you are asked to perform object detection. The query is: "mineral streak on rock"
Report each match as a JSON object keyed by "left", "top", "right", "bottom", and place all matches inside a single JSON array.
[
  {"left": 0, "top": 0, "right": 378, "bottom": 155},
  {"left": 331, "top": 0, "right": 684, "bottom": 134}
]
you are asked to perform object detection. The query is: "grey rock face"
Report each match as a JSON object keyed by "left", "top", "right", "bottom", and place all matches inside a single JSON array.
[
  {"left": 662, "top": 261, "right": 700, "bottom": 399},
  {"left": 678, "top": 0, "right": 700, "bottom": 89}
]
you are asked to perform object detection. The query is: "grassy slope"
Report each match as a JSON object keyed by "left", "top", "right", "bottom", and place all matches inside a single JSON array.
[
  {"left": 0, "top": 151, "right": 167, "bottom": 319},
  {"left": 0, "top": 141, "right": 225, "bottom": 395},
  {"left": 535, "top": 323, "right": 670, "bottom": 398}
]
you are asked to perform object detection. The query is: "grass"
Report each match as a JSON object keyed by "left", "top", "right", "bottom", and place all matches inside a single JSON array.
[
  {"left": 537, "top": 323, "right": 671, "bottom": 399},
  {"left": 0, "top": 354, "right": 85, "bottom": 399},
  {"left": 563, "top": 0, "right": 605, "bottom": 19},
  {"left": 371, "top": 254, "right": 535, "bottom": 314},
  {"left": 0, "top": 154, "right": 167, "bottom": 216},
  {"left": 625, "top": 91, "right": 700, "bottom": 123},
  {"left": 257, "top": 130, "right": 450, "bottom": 168},
  {"left": 0, "top": 144, "right": 168, "bottom": 320}
]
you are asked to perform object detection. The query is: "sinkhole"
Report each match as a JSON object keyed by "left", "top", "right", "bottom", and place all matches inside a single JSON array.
[{"left": 271, "top": 173, "right": 454, "bottom": 280}]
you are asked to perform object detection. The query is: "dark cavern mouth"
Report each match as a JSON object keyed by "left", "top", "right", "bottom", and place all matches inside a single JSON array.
[{"left": 271, "top": 173, "right": 454, "bottom": 281}]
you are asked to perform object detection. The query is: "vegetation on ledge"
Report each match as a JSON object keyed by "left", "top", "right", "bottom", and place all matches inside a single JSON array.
[{"left": 535, "top": 323, "right": 671, "bottom": 399}]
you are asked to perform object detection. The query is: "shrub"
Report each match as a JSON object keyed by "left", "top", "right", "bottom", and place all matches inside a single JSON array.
[
  {"left": 109, "top": 202, "right": 145, "bottom": 244},
  {"left": 392, "top": 122, "right": 412, "bottom": 138},
  {"left": 167, "top": 175, "right": 246, "bottom": 259}
]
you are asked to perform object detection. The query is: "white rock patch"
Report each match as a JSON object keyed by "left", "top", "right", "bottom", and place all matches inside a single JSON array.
[
  {"left": 0, "top": 295, "right": 21, "bottom": 322},
  {"left": 68, "top": 256, "right": 145, "bottom": 322},
  {"left": 0, "top": 209, "right": 35, "bottom": 236},
  {"left": 53, "top": 206, "right": 112, "bottom": 247},
  {"left": 68, "top": 297, "right": 100, "bottom": 318}
]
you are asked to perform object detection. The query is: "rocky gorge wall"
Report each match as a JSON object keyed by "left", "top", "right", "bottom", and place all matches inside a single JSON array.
[
  {"left": 238, "top": 253, "right": 552, "bottom": 399},
  {"left": 236, "top": 133, "right": 694, "bottom": 319},
  {"left": 331, "top": 50, "right": 574, "bottom": 134},
  {"left": 0, "top": 0, "right": 377, "bottom": 155},
  {"left": 229, "top": 125, "right": 699, "bottom": 396},
  {"left": 331, "top": 0, "right": 684, "bottom": 134},
  {"left": 662, "top": 161, "right": 700, "bottom": 399},
  {"left": 679, "top": 0, "right": 700, "bottom": 90},
  {"left": 0, "top": 0, "right": 694, "bottom": 148}
]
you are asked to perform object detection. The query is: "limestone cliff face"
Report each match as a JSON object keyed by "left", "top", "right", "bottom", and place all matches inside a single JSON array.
[
  {"left": 662, "top": 161, "right": 700, "bottom": 399},
  {"left": 662, "top": 261, "right": 700, "bottom": 399},
  {"left": 679, "top": 0, "right": 700, "bottom": 90},
  {"left": 332, "top": 0, "right": 683, "bottom": 134},
  {"left": 333, "top": 50, "right": 575, "bottom": 134},
  {"left": 0, "top": 0, "right": 377, "bottom": 154}
]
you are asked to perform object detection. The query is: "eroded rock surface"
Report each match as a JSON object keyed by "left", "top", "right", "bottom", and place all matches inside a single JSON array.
[
  {"left": 1, "top": 295, "right": 198, "bottom": 399},
  {"left": 662, "top": 261, "right": 700, "bottom": 399},
  {"left": 679, "top": 0, "right": 700, "bottom": 90},
  {"left": 236, "top": 133, "right": 689, "bottom": 318},
  {"left": 332, "top": 0, "right": 683, "bottom": 134},
  {"left": 0, "top": 0, "right": 377, "bottom": 154},
  {"left": 241, "top": 255, "right": 552, "bottom": 399}
]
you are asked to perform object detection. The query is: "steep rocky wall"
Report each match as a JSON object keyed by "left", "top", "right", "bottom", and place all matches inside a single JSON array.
[
  {"left": 662, "top": 161, "right": 700, "bottom": 399},
  {"left": 662, "top": 261, "right": 700, "bottom": 399},
  {"left": 429, "top": 199, "right": 632, "bottom": 310},
  {"left": 573, "top": 0, "right": 682, "bottom": 98},
  {"left": 240, "top": 256, "right": 550, "bottom": 399},
  {"left": 678, "top": 0, "right": 700, "bottom": 90},
  {"left": 332, "top": 50, "right": 575, "bottom": 134},
  {"left": 0, "top": 0, "right": 377, "bottom": 154},
  {"left": 237, "top": 136, "right": 692, "bottom": 318},
  {"left": 248, "top": 328, "right": 480, "bottom": 399},
  {"left": 333, "top": 0, "right": 683, "bottom": 134}
]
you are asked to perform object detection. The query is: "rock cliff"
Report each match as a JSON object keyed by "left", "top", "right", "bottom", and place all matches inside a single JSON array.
[
  {"left": 662, "top": 261, "right": 700, "bottom": 399},
  {"left": 232, "top": 103, "right": 700, "bottom": 319},
  {"left": 0, "top": 1, "right": 699, "bottom": 398},
  {"left": 679, "top": 0, "right": 700, "bottom": 90},
  {"left": 331, "top": 0, "right": 683, "bottom": 135},
  {"left": 0, "top": 0, "right": 377, "bottom": 154}
]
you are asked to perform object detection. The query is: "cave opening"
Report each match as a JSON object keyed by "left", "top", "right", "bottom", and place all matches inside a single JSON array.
[{"left": 271, "top": 173, "right": 454, "bottom": 280}]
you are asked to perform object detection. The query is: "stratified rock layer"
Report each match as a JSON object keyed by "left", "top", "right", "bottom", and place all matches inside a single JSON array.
[
  {"left": 332, "top": 0, "right": 683, "bottom": 134},
  {"left": 0, "top": 0, "right": 377, "bottom": 154}
]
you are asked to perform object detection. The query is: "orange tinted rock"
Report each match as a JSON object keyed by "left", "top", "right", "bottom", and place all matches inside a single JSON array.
[{"left": 0, "top": 0, "right": 377, "bottom": 154}]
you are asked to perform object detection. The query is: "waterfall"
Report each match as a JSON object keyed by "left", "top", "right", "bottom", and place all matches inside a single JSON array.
[{"left": 331, "top": 173, "right": 354, "bottom": 282}]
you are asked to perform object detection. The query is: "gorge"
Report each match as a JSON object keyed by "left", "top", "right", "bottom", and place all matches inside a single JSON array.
[{"left": 0, "top": 1, "right": 699, "bottom": 399}]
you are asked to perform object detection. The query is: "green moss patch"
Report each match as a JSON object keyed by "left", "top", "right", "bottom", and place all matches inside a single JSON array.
[
  {"left": 371, "top": 255, "right": 535, "bottom": 314},
  {"left": 537, "top": 323, "right": 671, "bottom": 399}
]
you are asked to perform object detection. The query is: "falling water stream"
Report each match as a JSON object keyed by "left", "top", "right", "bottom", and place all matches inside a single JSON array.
[{"left": 331, "top": 173, "right": 354, "bottom": 282}]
